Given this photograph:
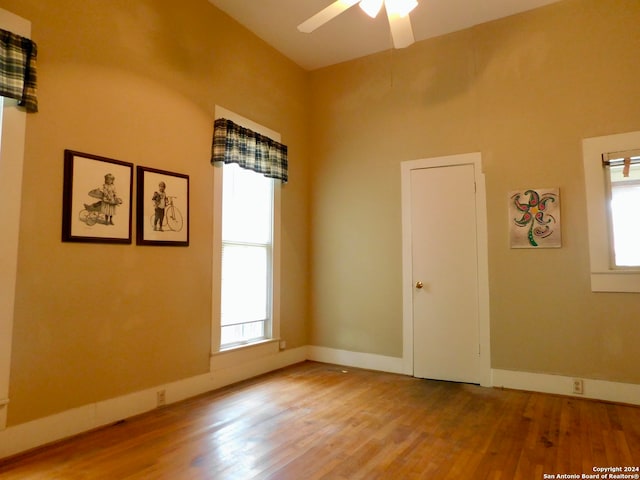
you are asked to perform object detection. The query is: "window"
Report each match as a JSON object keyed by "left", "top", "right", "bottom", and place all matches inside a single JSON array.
[
  {"left": 220, "top": 163, "right": 274, "bottom": 346},
  {"left": 604, "top": 154, "right": 640, "bottom": 267},
  {"left": 583, "top": 131, "right": 640, "bottom": 292},
  {"left": 0, "top": 7, "right": 31, "bottom": 429},
  {"left": 212, "top": 106, "right": 282, "bottom": 351}
]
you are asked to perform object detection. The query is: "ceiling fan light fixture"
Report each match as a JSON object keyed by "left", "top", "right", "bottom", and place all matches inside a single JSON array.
[
  {"left": 297, "top": 0, "right": 417, "bottom": 49},
  {"left": 359, "top": 0, "right": 384, "bottom": 18},
  {"left": 385, "top": 0, "right": 418, "bottom": 17}
]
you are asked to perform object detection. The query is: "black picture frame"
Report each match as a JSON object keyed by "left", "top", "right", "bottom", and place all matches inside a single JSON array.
[
  {"left": 62, "top": 150, "right": 133, "bottom": 244},
  {"left": 136, "top": 166, "right": 189, "bottom": 246}
]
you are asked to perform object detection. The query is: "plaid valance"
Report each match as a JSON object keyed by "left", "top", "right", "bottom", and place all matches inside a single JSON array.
[
  {"left": 212, "top": 118, "right": 288, "bottom": 183},
  {"left": 0, "top": 28, "right": 37, "bottom": 113}
]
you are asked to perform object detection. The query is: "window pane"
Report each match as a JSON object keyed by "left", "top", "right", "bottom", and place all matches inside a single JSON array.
[
  {"left": 608, "top": 161, "right": 640, "bottom": 267},
  {"left": 220, "top": 162, "right": 274, "bottom": 347},
  {"left": 610, "top": 183, "right": 640, "bottom": 267},
  {"left": 221, "top": 321, "right": 266, "bottom": 346},
  {"left": 222, "top": 163, "right": 273, "bottom": 244},
  {"left": 221, "top": 244, "right": 268, "bottom": 326}
]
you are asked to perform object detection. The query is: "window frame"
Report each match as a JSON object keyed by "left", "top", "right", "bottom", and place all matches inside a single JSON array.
[
  {"left": 0, "top": 7, "right": 31, "bottom": 430},
  {"left": 211, "top": 106, "right": 281, "bottom": 352},
  {"left": 604, "top": 158, "right": 640, "bottom": 269},
  {"left": 582, "top": 131, "right": 640, "bottom": 292},
  {"left": 220, "top": 165, "right": 274, "bottom": 347}
]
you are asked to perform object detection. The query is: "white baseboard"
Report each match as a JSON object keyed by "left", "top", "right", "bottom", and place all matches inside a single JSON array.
[
  {"left": 307, "top": 345, "right": 405, "bottom": 374},
  {"left": 0, "top": 346, "right": 307, "bottom": 460},
  {"left": 305, "top": 349, "right": 640, "bottom": 407},
  {"left": 2, "top": 349, "right": 638, "bottom": 460},
  {"left": 492, "top": 369, "right": 640, "bottom": 406},
  {"left": 210, "top": 344, "right": 308, "bottom": 388}
]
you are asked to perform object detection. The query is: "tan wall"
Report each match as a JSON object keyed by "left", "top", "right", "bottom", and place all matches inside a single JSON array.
[
  {"left": 2, "top": 0, "right": 310, "bottom": 426},
  {"left": 309, "top": 0, "right": 640, "bottom": 383},
  {"left": 4, "top": 0, "right": 639, "bottom": 430}
]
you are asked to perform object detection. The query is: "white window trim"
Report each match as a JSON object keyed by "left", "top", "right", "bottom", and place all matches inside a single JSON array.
[
  {"left": 0, "top": 8, "right": 31, "bottom": 430},
  {"left": 583, "top": 131, "right": 640, "bottom": 293},
  {"left": 211, "top": 106, "right": 281, "bottom": 353}
]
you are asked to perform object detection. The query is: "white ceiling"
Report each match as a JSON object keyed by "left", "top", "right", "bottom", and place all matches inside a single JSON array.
[{"left": 208, "top": 0, "right": 563, "bottom": 71}]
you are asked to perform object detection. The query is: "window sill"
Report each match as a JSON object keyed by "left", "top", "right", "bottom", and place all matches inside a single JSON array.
[
  {"left": 590, "top": 272, "right": 640, "bottom": 293},
  {"left": 212, "top": 338, "right": 280, "bottom": 357},
  {"left": 210, "top": 339, "right": 282, "bottom": 372}
]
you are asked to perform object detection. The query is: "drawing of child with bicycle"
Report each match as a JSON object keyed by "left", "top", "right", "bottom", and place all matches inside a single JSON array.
[{"left": 152, "top": 181, "right": 168, "bottom": 231}]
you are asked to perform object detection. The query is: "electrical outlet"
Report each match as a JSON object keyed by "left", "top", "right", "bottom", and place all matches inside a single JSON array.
[
  {"left": 157, "top": 389, "right": 166, "bottom": 407},
  {"left": 572, "top": 378, "right": 584, "bottom": 395},
  {"left": 279, "top": 340, "right": 286, "bottom": 350}
]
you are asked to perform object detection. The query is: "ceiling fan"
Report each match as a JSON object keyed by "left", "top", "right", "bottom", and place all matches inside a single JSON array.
[{"left": 297, "top": 0, "right": 419, "bottom": 49}]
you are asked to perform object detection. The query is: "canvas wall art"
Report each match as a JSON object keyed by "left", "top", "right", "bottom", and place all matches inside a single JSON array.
[{"left": 509, "top": 188, "right": 561, "bottom": 248}]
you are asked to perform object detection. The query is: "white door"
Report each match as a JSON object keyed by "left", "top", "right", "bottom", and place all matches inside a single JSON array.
[{"left": 410, "top": 163, "right": 480, "bottom": 383}]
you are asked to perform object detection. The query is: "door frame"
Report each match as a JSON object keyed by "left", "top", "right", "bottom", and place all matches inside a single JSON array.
[{"left": 400, "top": 152, "right": 491, "bottom": 386}]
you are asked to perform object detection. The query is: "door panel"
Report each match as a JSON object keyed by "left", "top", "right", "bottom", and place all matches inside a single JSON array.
[{"left": 411, "top": 164, "right": 479, "bottom": 383}]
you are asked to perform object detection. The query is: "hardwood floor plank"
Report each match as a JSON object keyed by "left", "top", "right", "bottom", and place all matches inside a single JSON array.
[{"left": 0, "top": 361, "right": 638, "bottom": 479}]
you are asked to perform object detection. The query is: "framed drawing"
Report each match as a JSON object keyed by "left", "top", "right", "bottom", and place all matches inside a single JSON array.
[
  {"left": 509, "top": 187, "right": 561, "bottom": 248},
  {"left": 62, "top": 150, "right": 133, "bottom": 243},
  {"left": 136, "top": 166, "right": 189, "bottom": 246}
]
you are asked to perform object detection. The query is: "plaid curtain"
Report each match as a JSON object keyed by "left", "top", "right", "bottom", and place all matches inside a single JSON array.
[
  {"left": 212, "top": 118, "right": 288, "bottom": 183},
  {"left": 0, "top": 28, "right": 38, "bottom": 113}
]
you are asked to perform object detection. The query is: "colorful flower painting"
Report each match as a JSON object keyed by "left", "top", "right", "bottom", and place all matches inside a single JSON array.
[{"left": 509, "top": 188, "right": 561, "bottom": 248}]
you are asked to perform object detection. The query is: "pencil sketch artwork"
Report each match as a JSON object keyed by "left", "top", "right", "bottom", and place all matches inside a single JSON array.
[
  {"left": 136, "top": 166, "right": 189, "bottom": 246},
  {"left": 79, "top": 173, "right": 123, "bottom": 227},
  {"left": 63, "top": 150, "right": 133, "bottom": 243},
  {"left": 151, "top": 180, "right": 183, "bottom": 233},
  {"left": 509, "top": 188, "right": 561, "bottom": 248}
]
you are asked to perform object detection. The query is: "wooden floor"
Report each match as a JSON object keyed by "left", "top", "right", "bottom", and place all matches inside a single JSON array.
[{"left": 1, "top": 361, "right": 639, "bottom": 479}]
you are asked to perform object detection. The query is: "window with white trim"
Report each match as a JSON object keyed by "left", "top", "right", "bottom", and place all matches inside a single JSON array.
[
  {"left": 603, "top": 152, "right": 640, "bottom": 268},
  {"left": 212, "top": 106, "right": 282, "bottom": 351},
  {"left": 220, "top": 163, "right": 274, "bottom": 346},
  {"left": 583, "top": 131, "right": 640, "bottom": 292},
  {"left": 0, "top": 7, "right": 32, "bottom": 429}
]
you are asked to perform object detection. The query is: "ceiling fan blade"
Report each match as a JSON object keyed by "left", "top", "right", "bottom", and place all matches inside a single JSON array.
[
  {"left": 297, "top": 0, "right": 360, "bottom": 33},
  {"left": 386, "top": 10, "right": 415, "bottom": 48}
]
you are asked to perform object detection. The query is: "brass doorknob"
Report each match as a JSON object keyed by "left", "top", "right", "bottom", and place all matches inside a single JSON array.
[{"left": 415, "top": 281, "right": 424, "bottom": 289}]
